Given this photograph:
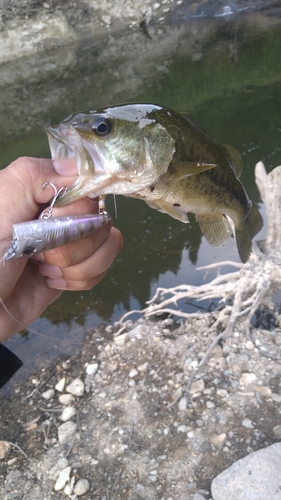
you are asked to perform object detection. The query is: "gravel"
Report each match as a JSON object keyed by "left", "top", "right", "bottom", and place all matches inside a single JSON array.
[{"left": 1, "top": 315, "right": 281, "bottom": 499}]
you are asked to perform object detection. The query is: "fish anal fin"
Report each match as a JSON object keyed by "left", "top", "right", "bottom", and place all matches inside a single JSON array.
[
  {"left": 146, "top": 199, "right": 189, "bottom": 223},
  {"left": 196, "top": 214, "right": 232, "bottom": 247},
  {"left": 169, "top": 162, "right": 216, "bottom": 180},
  {"left": 223, "top": 144, "right": 243, "bottom": 177}
]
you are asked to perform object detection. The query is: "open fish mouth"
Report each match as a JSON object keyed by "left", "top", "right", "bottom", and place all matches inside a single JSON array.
[{"left": 46, "top": 126, "right": 76, "bottom": 161}]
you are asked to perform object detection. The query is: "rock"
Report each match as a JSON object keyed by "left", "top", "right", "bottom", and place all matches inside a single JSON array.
[
  {"left": 0, "top": 441, "right": 11, "bottom": 459},
  {"left": 85, "top": 363, "right": 98, "bottom": 375},
  {"left": 273, "top": 424, "right": 281, "bottom": 439},
  {"left": 59, "top": 406, "right": 77, "bottom": 422},
  {"left": 55, "top": 377, "right": 66, "bottom": 392},
  {"left": 217, "top": 389, "right": 228, "bottom": 398},
  {"left": 242, "top": 418, "right": 254, "bottom": 428},
  {"left": 129, "top": 368, "right": 138, "bottom": 378},
  {"left": 252, "top": 385, "right": 272, "bottom": 397},
  {"left": 57, "top": 457, "right": 69, "bottom": 469},
  {"left": 239, "top": 372, "right": 257, "bottom": 386},
  {"left": 211, "top": 433, "right": 226, "bottom": 446},
  {"left": 59, "top": 393, "right": 75, "bottom": 405},
  {"left": 64, "top": 476, "right": 75, "bottom": 495},
  {"left": 189, "top": 378, "right": 205, "bottom": 394},
  {"left": 42, "top": 388, "right": 55, "bottom": 400},
  {"left": 178, "top": 396, "right": 188, "bottom": 411},
  {"left": 58, "top": 421, "right": 77, "bottom": 444},
  {"left": 54, "top": 465, "right": 72, "bottom": 491},
  {"left": 211, "top": 443, "right": 281, "bottom": 500},
  {"left": 74, "top": 478, "right": 90, "bottom": 496},
  {"left": 66, "top": 378, "right": 85, "bottom": 396}
]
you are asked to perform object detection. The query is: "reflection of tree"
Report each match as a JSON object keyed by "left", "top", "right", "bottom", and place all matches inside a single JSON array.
[{"left": 42, "top": 196, "right": 203, "bottom": 326}]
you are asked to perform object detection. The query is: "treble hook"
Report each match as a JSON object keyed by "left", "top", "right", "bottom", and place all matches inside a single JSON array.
[{"left": 40, "top": 182, "right": 68, "bottom": 220}]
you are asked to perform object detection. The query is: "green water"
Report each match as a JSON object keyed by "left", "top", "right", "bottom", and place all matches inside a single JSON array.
[{"left": 2, "top": 12, "right": 281, "bottom": 384}]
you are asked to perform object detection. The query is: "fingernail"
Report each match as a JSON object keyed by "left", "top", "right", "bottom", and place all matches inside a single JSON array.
[
  {"left": 52, "top": 158, "right": 77, "bottom": 176},
  {"left": 47, "top": 278, "right": 68, "bottom": 290},
  {"left": 39, "top": 264, "right": 63, "bottom": 277}
]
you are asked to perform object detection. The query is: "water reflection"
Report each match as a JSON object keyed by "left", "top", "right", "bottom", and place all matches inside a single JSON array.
[{"left": 1, "top": 11, "right": 280, "bottom": 382}]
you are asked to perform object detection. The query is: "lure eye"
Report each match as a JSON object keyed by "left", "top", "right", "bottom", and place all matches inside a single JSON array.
[
  {"left": 22, "top": 247, "right": 35, "bottom": 257},
  {"left": 92, "top": 117, "right": 112, "bottom": 137}
]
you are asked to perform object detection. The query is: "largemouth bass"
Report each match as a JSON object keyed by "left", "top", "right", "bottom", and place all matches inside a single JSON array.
[{"left": 47, "top": 104, "right": 263, "bottom": 262}]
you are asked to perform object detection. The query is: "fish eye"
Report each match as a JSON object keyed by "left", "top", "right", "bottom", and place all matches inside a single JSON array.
[
  {"left": 22, "top": 247, "right": 35, "bottom": 257},
  {"left": 92, "top": 117, "right": 112, "bottom": 137}
]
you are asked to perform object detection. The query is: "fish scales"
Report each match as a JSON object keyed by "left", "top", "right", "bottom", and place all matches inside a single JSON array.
[{"left": 47, "top": 103, "right": 263, "bottom": 262}]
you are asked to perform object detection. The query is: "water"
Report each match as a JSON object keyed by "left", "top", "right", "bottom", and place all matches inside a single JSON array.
[{"left": 1, "top": 11, "right": 281, "bottom": 387}]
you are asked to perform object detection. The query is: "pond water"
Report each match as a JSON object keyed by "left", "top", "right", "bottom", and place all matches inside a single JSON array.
[{"left": 2, "top": 10, "right": 281, "bottom": 387}]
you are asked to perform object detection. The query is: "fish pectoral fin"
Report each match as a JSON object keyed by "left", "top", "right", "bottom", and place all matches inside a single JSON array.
[
  {"left": 196, "top": 214, "right": 232, "bottom": 247},
  {"left": 169, "top": 162, "right": 216, "bottom": 180},
  {"left": 223, "top": 144, "right": 243, "bottom": 177},
  {"left": 146, "top": 199, "right": 189, "bottom": 223}
]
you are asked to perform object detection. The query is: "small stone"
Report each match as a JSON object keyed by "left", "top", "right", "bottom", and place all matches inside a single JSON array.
[
  {"left": 273, "top": 424, "right": 281, "bottom": 438},
  {"left": 54, "top": 465, "right": 72, "bottom": 491},
  {"left": 25, "top": 423, "right": 38, "bottom": 431},
  {"left": 242, "top": 418, "right": 254, "bottom": 429},
  {"left": 0, "top": 441, "right": 11, "bottom": 459},
  {"left": 59, "top": 394, "right": 75, "bottom": 405},
  {"left": 271, "top": 393, "right": 281, "bottom": 403},
  {"left": 178, "top": 396, "right": 188, "bottom": 411},
  {"left": 239, "top": 372, "right": 257, "bottom": 386},
  {"left": 177, "top": 425, "right": 188, "bottom": 432},
  {"left": 55, "top": 377, "right": 66, "bottom": 392},
  {"left": 59, "top": 406, "right": 77, "bottom": 422},
  {"left": 58, "top": 421, "right": 78, "bottom": 444},
  {"left": 64, "top": 476, "right": 75, "bottom": 495},
  {"left": 190, "top": 379, "right": 205, "bottom": 394},
  {"left": 42, "top": 388, "right": 55, "bottom": 400},
  {"left": 217, "top": 389, "right": 228, "bottom": 398},
  {"left": 252, "top": 385, "right": 272, "bottom": 397},
  {"left": 245, "top": 340, "right": 254, "bottom": 350},
  {"left": 206, "top": 401, "right": 215, "bottom": 409},
  {"left": 74, "top": 478, "right": 90, "bottom": 496},
  {"left": 137, "top": 362, "right": 148, "bottom": 372},
  {"left": 211, "top": 433, "right": 226, "bottom": 446},
  {"left": 101, "top": 15, "right": 111, "bottom": 26},
  {"left": 7, "top": 457, "right": 17, "bottom": 466},
  {"left": 57, "top": 457, "right": 69, "bottom": 469},
  {"left": 193, "top": 493, "right": 207, "bottom": 500},
  {"left": 66, "top": 378, "right": 84, "bottom": 396},
  {"left": 129, "top": 368, "right": 138, "bottom": 378},
  {"left": 86, "top": 363, "right": 98, "bottom": 375}
]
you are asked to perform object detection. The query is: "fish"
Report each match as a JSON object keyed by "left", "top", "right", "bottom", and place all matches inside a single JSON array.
[
  {"left": 47, "top": 103, "right": 263, "bottom": 263},
  {"left": 3, "top": 213, "right": 110, "bottom": 260}
]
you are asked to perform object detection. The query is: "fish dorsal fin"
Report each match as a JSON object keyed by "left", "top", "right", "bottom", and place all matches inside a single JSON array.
[
  {"left": 223, "top": 144, "right": 243, "bottom": 177},
  {"left": 196, "top": 214, "right": 232, "bottom": 247},
  {"left": 169, "top": 162, "right": 216, "bottom": 181},
  {"left": 146, "top": 199, "right": 189, "bottom": 223}
]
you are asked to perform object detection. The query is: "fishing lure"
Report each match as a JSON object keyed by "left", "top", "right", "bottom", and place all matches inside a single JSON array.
[
  {"left": 3, "top": 182, "right": 111, "bottom": 260},
  {"left": 3, "top": 213, "right": 111, "bottom": 260}
]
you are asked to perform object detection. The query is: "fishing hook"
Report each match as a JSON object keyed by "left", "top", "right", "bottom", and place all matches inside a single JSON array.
[{"left": 40, "top": 182, "right": 67, "bottom": 220}]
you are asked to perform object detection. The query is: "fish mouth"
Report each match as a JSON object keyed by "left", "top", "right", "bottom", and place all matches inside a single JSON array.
[
  {"left": 46, "top": 125, "right": 124, "bottom": 205},
  {"left": 46, "top": 126, "right": 76, "bottom": 161}
]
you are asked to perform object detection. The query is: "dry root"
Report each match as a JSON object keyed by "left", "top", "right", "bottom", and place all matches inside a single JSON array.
[{"left": 116, "top": 163, "right": 281, "bottom": 393}]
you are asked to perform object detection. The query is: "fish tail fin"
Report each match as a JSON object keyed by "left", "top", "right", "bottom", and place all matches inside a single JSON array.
[{"left": 235, "top": 203, "right": 263, "bottom": 263}]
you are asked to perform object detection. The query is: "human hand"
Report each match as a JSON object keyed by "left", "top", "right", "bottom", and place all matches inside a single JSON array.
[{"left": 0, "top": 157, "right": 123, "bottom": 341}]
